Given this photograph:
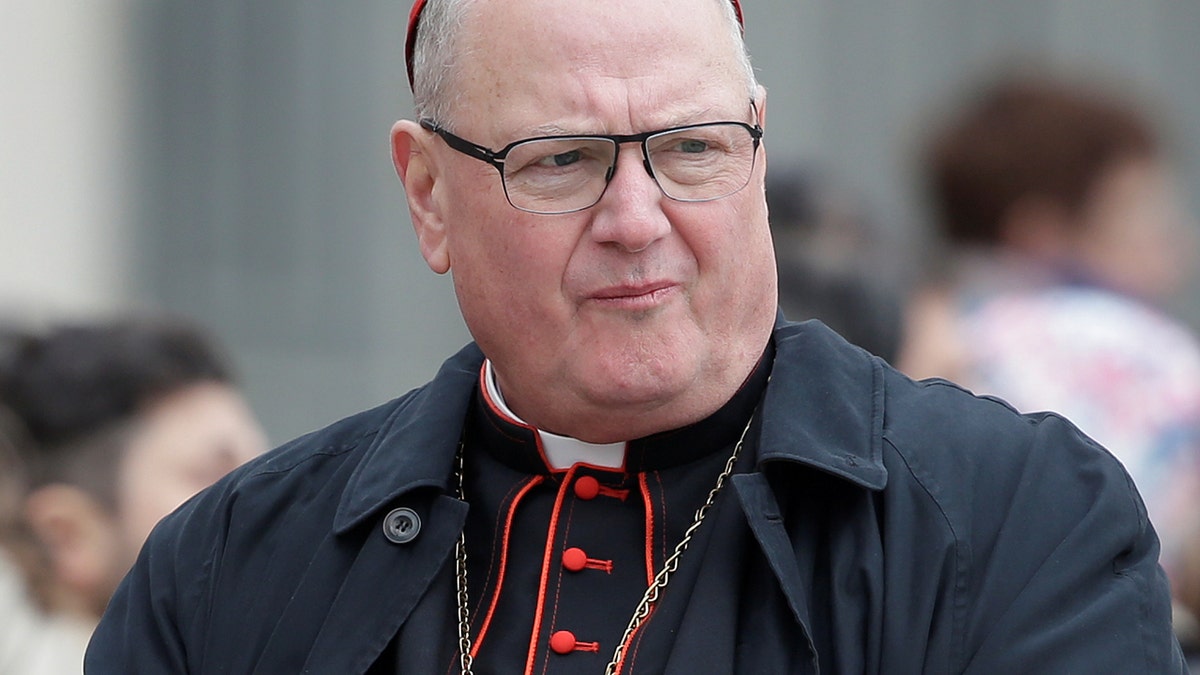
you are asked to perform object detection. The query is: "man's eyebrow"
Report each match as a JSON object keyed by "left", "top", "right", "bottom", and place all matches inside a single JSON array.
[
  {"left": 516, "top": 107, "right": 729, "bottom": 139},
  {"left": 669, "top": 106, "right": 722, "bottom": 125},
  {"left": 520, "top": 123, "right": 579, "bottom": 137}
]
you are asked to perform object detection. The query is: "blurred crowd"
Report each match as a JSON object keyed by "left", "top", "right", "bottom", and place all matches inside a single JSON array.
[
  {"left": 901, "top": 71, "right": 1200, "bottom": 650},
  {"left": 773, "top": 66, "right": 1200, "bottom": 655},
  {"left": 0, "top": 318, "right": 266, "bottom": 673},
  {"left": 3, "top": 63, "right": 1200, "bottom": 670}
]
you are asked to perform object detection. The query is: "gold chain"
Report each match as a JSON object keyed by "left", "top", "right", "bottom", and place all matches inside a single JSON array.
[
  {"left": 453, "top": 412, "right": 755, "bottom": 675},
  {"left": 454, "top": 446, "right": 475, "bottom": 674}
]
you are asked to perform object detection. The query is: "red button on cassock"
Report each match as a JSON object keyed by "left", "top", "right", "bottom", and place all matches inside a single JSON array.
[
  {"left": 574, "top": 475, "right": 600, "bottom": 500},
  {"left": 550, "top": 630, "right": 577, "bottom": 655},
  {"left": 563, "top": 547, "right": 587, "bottom": 572}
]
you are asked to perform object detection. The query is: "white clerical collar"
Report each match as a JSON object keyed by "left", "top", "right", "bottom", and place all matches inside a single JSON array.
[{"left": 483, "top": 359, "right": 626, "bottom": 470}]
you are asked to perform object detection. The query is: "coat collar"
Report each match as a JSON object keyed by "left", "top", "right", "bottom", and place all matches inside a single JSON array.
[
  {"left": 333, "top": 342, "right": 483, "bottom": 534},
  {"left": 334, "top": 318, "right": 888, "bottom": 533},
  {"left": 757, "top": 318, "right": 888, "bottom": 489}
]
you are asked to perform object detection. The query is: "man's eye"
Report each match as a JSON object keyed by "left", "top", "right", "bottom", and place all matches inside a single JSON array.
[
  {"left": 536, "top": 149, "right": 583, "bottom": 167},
  {"left": 677, "top": 139, "right": 710, "bottom": 153}
]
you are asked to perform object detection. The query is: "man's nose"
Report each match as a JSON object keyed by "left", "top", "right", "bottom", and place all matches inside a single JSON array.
[{"left": 588, "top": 146, "right": 671, "bottom": 253}]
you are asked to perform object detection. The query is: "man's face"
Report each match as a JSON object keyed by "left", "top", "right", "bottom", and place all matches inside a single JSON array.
[
  {"left": 1075, "top": 157, "right": 1196, "bottom": 300},
  {"left": 26, "top": 381, "right": 266, "bottom": 618},
  {"left": 401, "top": 0, "right": 777, "bottom": 441},
  {"left": 115, "top": 382, "right": 266, "bottom": 558}
]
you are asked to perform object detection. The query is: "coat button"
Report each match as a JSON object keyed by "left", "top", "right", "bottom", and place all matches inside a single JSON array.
[
  {"left": 550, "top": 630, "right": 577, "bottom": 654},
  {"left": 563, "top": 547, "right": 588, "bottom": 572},
  {"left": 574, "top": 475, "right": 600, "bottom": 500},
  {"left": 382, "top": 507, "right": 421, "bottom": 544}
]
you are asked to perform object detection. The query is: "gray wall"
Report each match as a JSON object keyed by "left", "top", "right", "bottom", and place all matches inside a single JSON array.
[
  {"left": 133, "top": 3, "right": 467, "bottom": 442},
  {"left": 747, "top": 1, "right": 1200, "bottom": 283},
  {"left": 131, "top": 1, "right": 1200, "bottom": 443}
]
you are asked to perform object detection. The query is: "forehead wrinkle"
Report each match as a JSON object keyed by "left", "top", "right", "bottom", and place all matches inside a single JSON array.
[
  {"left": 493, "top": 88, "right": 742, "bottom": 145},
  {"left": 517, "top": 97, "right": 724, "bottom": 138},
  {"left": 454, "top": 0, "right": 747, "bottom": 139}
]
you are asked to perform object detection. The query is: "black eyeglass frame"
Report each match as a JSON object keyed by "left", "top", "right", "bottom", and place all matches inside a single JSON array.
[{"left": 419, "top": 102, "right": 763, "bottom": 214}]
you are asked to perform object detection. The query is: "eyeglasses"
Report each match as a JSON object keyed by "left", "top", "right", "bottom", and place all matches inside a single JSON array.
[{"left": 419, "top": 107, "right": 763, "bottom": 215}]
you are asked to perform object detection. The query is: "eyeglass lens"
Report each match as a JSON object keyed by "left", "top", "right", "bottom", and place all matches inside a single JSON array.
[{"left": 500, "top": 123, "right": 757, "bottom": 214}]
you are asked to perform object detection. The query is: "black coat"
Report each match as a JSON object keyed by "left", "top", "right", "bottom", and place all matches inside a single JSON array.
[{"left": 86, "top": 321, "right": 1184, "bottom": 673}]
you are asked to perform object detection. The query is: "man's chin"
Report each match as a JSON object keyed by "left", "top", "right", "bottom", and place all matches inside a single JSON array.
[{"left": 574, "top": 359, "right": 700, "bottom": 417}]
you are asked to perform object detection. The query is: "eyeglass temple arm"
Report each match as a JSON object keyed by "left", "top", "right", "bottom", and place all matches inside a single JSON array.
[{"left": 419, "top": 119, "right": 503, "bottom": 167}]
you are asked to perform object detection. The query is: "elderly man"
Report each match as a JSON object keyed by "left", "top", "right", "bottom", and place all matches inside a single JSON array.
[{"left": 86, "top": 0, "right": 1183, "bottom": 673}]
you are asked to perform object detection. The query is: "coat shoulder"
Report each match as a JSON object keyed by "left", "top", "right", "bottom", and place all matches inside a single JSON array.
[
  {"left": 875, "top": 368, "right": 1182, "bottom": 671},
  {"left": 879, "top": 369, "right": 1139, "bottom": 519}
]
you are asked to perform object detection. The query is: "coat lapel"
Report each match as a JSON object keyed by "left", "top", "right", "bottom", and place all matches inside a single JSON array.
[
  {"left": 247, "top": 495, "right": 467, "bottom": 674},
  {"left": 294, "top": 494, "right": 468, "bottom": 674},
  {"left": 732, "top": 472, "right": 820, "bottom": 672}
]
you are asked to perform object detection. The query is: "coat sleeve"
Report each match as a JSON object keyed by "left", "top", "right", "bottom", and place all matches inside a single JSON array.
[
  {"left": 958, "top": 412, "right": 1186, "bottom": 674},
  {"left": 85, "top": 490, "right": 223, "bottom": 674}
]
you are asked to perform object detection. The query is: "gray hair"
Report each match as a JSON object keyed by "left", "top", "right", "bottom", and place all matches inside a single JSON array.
[
  {"left": 410, "top": 0, "right": 477, "bottom": 123},
  {"left": 410, "top": 0, "right": 758, "bottom": 125}
]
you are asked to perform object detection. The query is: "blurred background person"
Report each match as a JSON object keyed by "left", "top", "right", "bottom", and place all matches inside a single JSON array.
[
  {"left": 897, "top": 71, "right": 1200, "bottom": 647},
  {"left": 0, "top": 317, "right": 267, "bottom": 671},
  {"left": 769, "top": 166, "right": 906, "bottom": 362},
  {"left": 1, "top": 396, "right": 84, "bottom": 674}
]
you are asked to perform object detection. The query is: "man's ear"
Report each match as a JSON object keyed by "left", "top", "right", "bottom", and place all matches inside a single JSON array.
[
  {"left": 754, "top": 85, "right": 768, "bottom": 176},
  {"left": 755, "top": 84, "right": 768, "bottom": 127},
  {"left": 24, "top": 484, "right": 121, "bottom": 609},
  {"left": 392, "top": 120, "right": 451, "bottom": 274}
]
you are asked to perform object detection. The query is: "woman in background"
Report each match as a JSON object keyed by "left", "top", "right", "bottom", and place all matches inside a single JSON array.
[{"left": 899, "top": 71, "right": 1200, "bottom": 646}]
